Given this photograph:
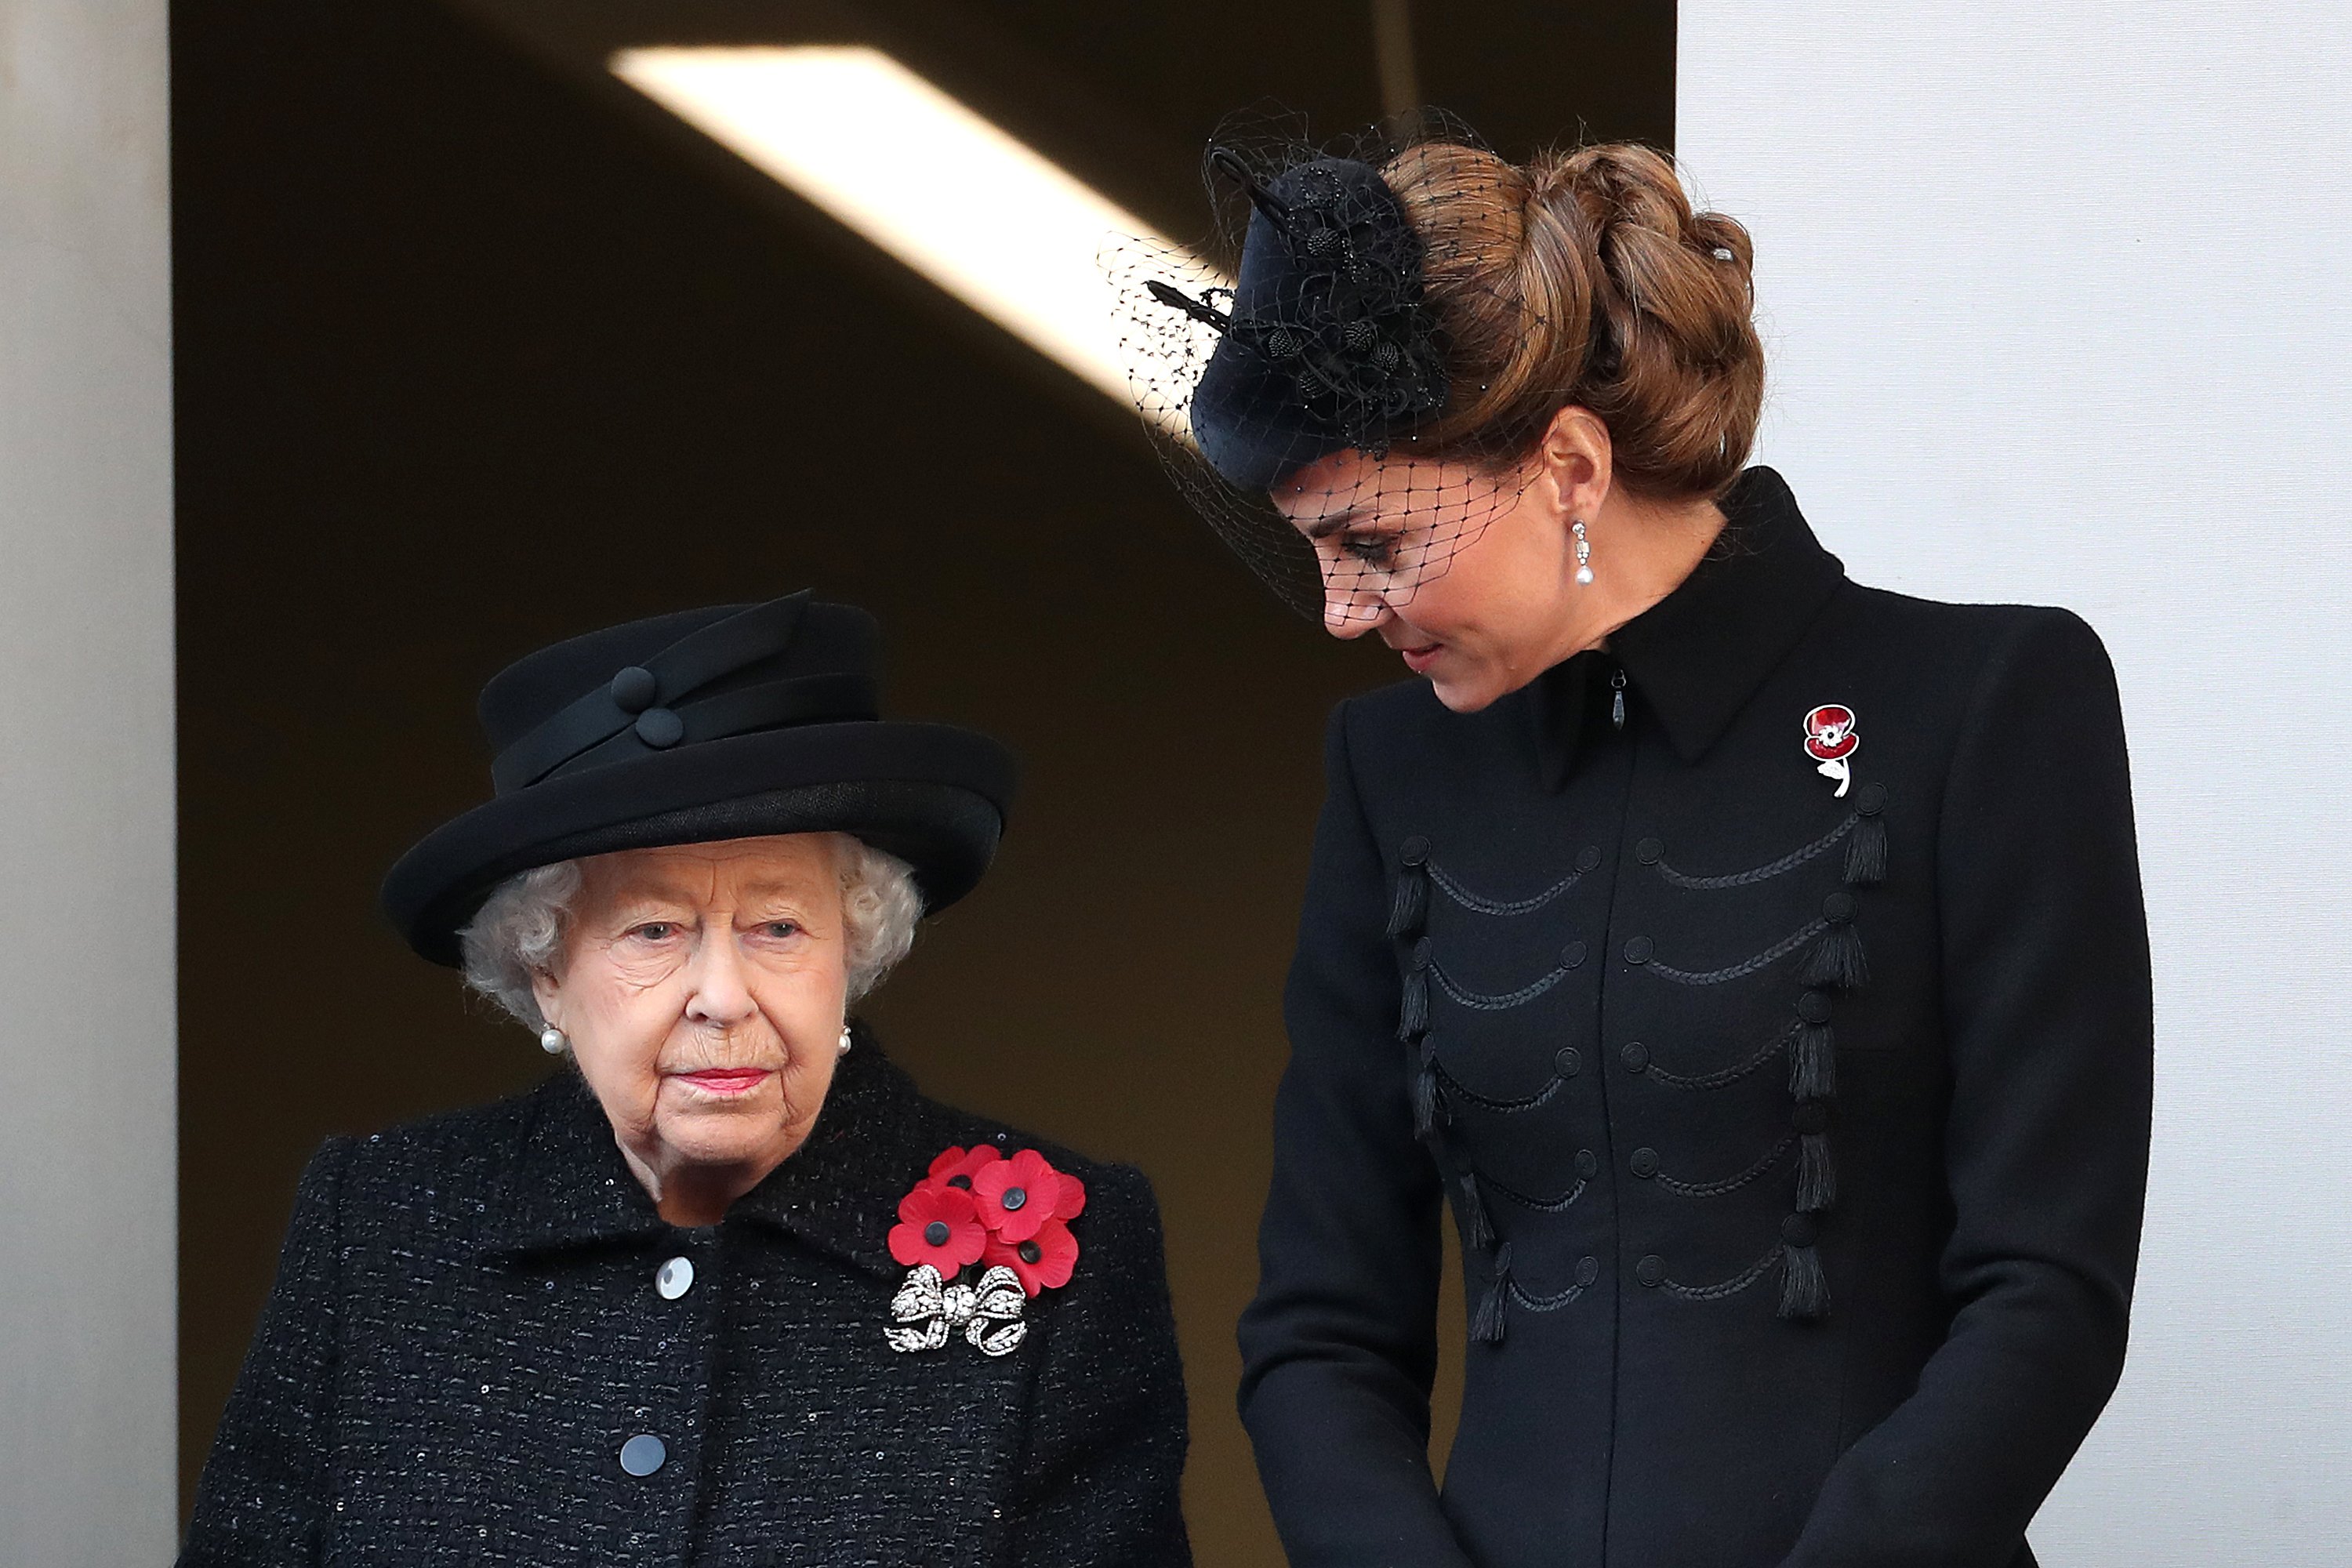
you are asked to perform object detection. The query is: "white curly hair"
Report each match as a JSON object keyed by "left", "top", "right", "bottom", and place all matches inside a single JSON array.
[{"left": 457, "top": 833, "right": 923, "bottom": 1031}]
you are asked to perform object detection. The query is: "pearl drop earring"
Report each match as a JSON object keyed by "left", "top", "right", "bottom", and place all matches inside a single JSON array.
[
  {"left": 539, "top": 1025, "right": 569, "bottom": 1056},
  {"left": 1572, "top": 521, "right": 1595, "bottom": 586},
  {"left": 837, "top": 1024, "right": 854, "bottom": 1056}
]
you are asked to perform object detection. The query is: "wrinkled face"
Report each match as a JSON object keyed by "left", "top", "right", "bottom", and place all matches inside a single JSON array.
[
  {"left": 533, "top": 834, "right": 847, "bottom": 1188},
  {"left": 1276, "top": 448, "right": 1581, "bottom": 713}
]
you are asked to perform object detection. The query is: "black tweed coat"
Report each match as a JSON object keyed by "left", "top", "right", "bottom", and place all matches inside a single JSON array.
[
  {"left": 1239, "top": 468, "right": 2152, "bottom": 1567},
  {"left": 181, "top": 1032, "right": 1191, "bottom": 1566}
]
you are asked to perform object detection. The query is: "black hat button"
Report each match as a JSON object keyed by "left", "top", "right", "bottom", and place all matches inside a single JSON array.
[
  {"left": 1555, "top": 1046, "right": 1582, "bottom": 1079},
  {"left": 1791, "top": 1102, "right": 1831, "bottom": 1135},
  {"left": 1629, "top": 1147, "right": 1659, "bottom": 1178},
  {"left": 1781, "top": 1214, "right": 1819, "bottom": 1247},
  {"left": 1635, "top": 1254, "right": 1665, "bottom": 1287},
  {"left": 1562, "top": 940, "right": 1588, "bottom": 969},
  {"left": 634, "top": 708, "right": 685, "bottom": 749},
  {"left": 1821, "top": 891, "right": 1857, "bottom": 925},
  {"left": 1576, "top": 845, "right": 1602, "bottom": 873},
  {"left": 609, "top": 665, "right": 658, "bottom": 714},
  {"left": 1797, "top": 989, "right": 1834, "bottom": 1025},
  {"left": 1854, "top": 782, "right": 1888, "bottom": 816},
  {"left": 1624, "top": 935, "right": 1653, "bottom": 964},
  {"left": 1399, "top": 835, "right": 1431, "bottom": 868},
  {"left": 1635, "top": 837, "right": 1663, "bottom": 866}
]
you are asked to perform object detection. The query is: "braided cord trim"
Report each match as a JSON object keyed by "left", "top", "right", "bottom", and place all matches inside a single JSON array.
[
  {"left": 1432, "top": 960, "right": 1572, "bottom": 1011},
  {"left": 1660, "top": 1242, "right": 1784, "bottom": 1302},
  {"left": 1508, "top": 1277, "right": 1590, "bottom": 1312},
  {"left": 1655, "top": 814, "right": 1857, "bottom": 890},
  {"left": 1646, "top": 1025, "right": 1791, "bottom": 1090},
  {"left": 1648, "top": 919, "right": 1827, "bottom": 986},
  {"left": 1656, "top": 1135, "right": 1795, "bottom": 1198},
  {"left": 1432, "top": 1060, "right": 1565, "bottom": 1113},
  {"left": 1477, "top": 1170, "right": 1588, "bottom": 1213},
  {"left": 1429, "top": 862, "right": 1588, "bottom": 916}
]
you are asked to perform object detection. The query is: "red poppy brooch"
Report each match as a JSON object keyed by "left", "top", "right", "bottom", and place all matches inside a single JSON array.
[{"left": 884, "top": 1145, "right": 1087, "bottom": 1357}]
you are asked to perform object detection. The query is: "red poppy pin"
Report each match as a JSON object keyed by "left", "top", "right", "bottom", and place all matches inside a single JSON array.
[
  {"left": 1802, "top": 704, "right": 1860, "bottom": 797},
  {"left": 884, "top": 1144, "right": 1088, "bottom": 1357}
]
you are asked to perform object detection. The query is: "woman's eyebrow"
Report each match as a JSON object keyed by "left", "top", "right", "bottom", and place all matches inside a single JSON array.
[{"left": 1302, "top": 506, "right": 1363, "bottom": 540}]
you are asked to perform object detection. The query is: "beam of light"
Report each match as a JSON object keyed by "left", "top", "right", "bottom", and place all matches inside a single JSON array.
[{"left": 610, "top": 45, "right": 1224, "bottom": 423}]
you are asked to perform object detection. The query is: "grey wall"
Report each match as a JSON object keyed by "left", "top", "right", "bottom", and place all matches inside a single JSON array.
[
  {"left": 0, "top": 0, "right": 178, "bottom": 1558},
  {"left": 1679, "top": 2, "right": 2352, "bottom": 1558}
]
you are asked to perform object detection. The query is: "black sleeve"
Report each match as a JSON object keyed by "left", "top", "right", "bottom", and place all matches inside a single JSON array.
[
  {"left": 1004, "top": 1163, "right": 1192, "bottom": 1567},
  {"left": 1237, "top": 703, "right": 1470, "bottom": 1567},
  {"left": 1784, "top": 610, "right": 2154, "bottom": 1566},
  {"left": 179, "top": 1137, "right": 354, "bottom": 1568}
]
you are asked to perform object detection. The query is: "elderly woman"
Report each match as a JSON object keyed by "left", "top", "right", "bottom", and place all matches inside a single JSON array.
[{"left": 180, "top": 592, "right": 1192, "bottom": 1566}]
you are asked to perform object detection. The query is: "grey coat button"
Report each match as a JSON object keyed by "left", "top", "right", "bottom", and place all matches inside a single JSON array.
[
  {"left": 619, "top": 1433, "right": 667, "bottom": 1475},
  {"left": 655, "top": 1257, "right": 694, "bottom": 1300}
]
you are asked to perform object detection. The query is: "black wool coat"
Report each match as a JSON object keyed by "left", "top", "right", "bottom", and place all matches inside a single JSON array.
[
  {"left": 1238, "top": 468, "right": 2152, "bottom": 1568},
  {"left": 181, "top": 1033, "right": 1192, "bottom": 1566}
]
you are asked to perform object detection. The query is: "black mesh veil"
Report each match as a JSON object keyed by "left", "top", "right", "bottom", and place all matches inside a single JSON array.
[{"left": 1107, "top": 111, "right": 1554, "bottom": 622}]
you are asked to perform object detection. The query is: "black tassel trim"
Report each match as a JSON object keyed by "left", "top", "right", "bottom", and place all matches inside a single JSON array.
[
  {"left": 1387, "top": 866, "right": 1428, "bottom": 938},
  {"left": 1790, "top": 1021, "right": 1838, "bottom": 1100},
  {"left": 1411, "top": 1039, "right": 1443, "bottom": 1141},
  {"left": 1472, "top": 1241, "right": 1512, "bottom": 1344},
  {"left": 1797, "top": 1134, "right": 1838, "bottom": 1213},
  {"left": 1458, "top": 1172, "right": 1495, "bottom": 1250},
  {"left": 1398, "top": 965, "right": 1430, "bottom": 1040},
  {"left": 1777, "top": 1241, "right": 1828, "bottom": 1321},
  {"left": 1843, "top": 811, "right": 1887, "bottom": 886},
  {"left": 1800, "top": 923, "right": 1867, "bottom": 990}
]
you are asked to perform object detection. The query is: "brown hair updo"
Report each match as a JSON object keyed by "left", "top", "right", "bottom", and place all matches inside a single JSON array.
[{"left": 1381, "top": 140, "right": 1764, "bottom": 499}]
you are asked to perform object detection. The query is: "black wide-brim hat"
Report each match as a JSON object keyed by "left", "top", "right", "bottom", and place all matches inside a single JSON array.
[{"left": 382, "top": 591, "right": 1017, "bottom": 967}]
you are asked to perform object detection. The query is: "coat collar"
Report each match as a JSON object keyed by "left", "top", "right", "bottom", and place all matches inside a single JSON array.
[
  {"left": 1532, "top": 466, "right": 1845, "bottom": 786},
  {"left": 480, "top": 1024, "right": 929, "bottom": 1281}
]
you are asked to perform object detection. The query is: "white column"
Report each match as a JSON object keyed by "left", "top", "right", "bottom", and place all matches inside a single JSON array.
[
  {"left": 0, "top": 0, "right": 178, "bottom": 1559},
  {"left": 1678, "top": 3, "right": 2352, "bottom": 1560}
]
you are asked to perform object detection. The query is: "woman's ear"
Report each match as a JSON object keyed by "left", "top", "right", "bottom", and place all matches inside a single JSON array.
[{"left": 1537, "top": 405, "right": 1614, "bottom": 526}]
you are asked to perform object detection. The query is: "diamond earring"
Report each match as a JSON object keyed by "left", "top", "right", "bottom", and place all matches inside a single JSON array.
[
  {"left": 837, "top": 1024, "right": 854, "bottom": 1056},
  {"left": 539, "top": 1025, "right": 569, "bottom": 1056},
  {"left": 1572, "top": 521, "right": 1595, "bottom": 586}
]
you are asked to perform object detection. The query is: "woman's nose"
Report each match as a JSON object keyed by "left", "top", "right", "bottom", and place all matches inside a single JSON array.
[
  {"left": 683, "top": 932, "right": 757, "bottom": 1025},
  {"left": 1323, "top": 591, "right": 1386, "bottom": 639}
]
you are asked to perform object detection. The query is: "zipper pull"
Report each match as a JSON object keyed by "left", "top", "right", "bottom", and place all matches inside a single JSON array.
[{"left": 1610, "top": 667, "right": 1628, "bottom": 731}]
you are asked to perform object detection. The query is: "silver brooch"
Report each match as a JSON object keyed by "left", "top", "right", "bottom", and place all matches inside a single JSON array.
[{"left": 885, "top": 1263, "right": 1029, "bottom": 1357}]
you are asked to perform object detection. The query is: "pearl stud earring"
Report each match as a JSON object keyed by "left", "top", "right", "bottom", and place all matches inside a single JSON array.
[{"left": 539, "top": 1025, "right": 569, "bottom": 1056}]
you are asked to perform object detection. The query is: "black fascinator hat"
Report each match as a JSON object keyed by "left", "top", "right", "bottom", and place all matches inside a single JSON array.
[
  {"left": 382, "top": 591, "right": 1017, "bottom": 966},
  {"left": 1109, "top": 111, "right": 1545, "bottom": 619}
]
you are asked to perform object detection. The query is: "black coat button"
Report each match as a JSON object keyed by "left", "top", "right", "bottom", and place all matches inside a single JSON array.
[
  {"left": 609, "top": 665, "right": 658, "bottom": 713},
  {"left": 1399, "top": 835, "right": 1431, "bottom": 868},
  {"left": 1822, "top": 891, "right": 1857, "bottom": 924},
  {"left": 1620, "top": 1041, "right": 1650, "bottom": 1073},
  {"left": 1796, "top": 989, "right": 1834, "bottom": 1025},
  {"left": 1411, "top": 938, "right": 1433, "bottom": 971},
  {"left": 634, "top": 707, "right": 685, "bottom": 749},
  {"left": 1576, "top": 1256, "right": 1600, "bottom": 1287},
  {"left": 1576, "top": 845, "right": 1602, "bottom": 873},
  {"left": 1576, "top": 1149, "right": 1598, "bottom": 1177},
  {"left": 1635, "top": 1254, "right": 1665, "bottom": 1287},
  {"left": 1624, "top": 935, "right": 1653, "bottom": 964},
  {"left": 1554, "top": 1046, "right": 1581, "bottom": 1079},
  {"left": 1854, "top": 782, "right": 1888, "bottom": 816},
  {"left": 1781, "top": 1214, "right": 1819, "bottom": 1247},
  {"left": 1561, "top": 940, "right": 1588, "bottom": 969},
  {"left": 1635, "top": 837, "right": 1663, "bottom": 865},
  {"left": 1630, "top": 1147, "right": 1659, "bottom": 1178},
  {"left": 1792, "top": 1102, "right": 1831, "bottom": 1135}
]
